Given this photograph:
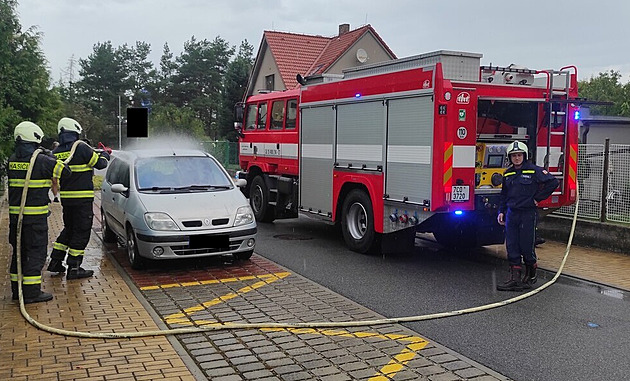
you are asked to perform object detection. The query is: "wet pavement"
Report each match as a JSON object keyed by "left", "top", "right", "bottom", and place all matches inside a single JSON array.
[{"left": 1, "top": 195, "right": 629, "bottom": 380}]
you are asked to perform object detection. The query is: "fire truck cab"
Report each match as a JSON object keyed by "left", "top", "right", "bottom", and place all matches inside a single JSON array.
[{"left": 235, "top": 50, "right": 579, "bottom": 253}]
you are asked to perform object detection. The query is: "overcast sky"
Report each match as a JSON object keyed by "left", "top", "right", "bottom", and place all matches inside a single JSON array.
[{"left": 16, "top": 0, "right": 629, "bottom": 84}]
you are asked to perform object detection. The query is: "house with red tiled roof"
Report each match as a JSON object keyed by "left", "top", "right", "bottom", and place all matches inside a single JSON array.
[{"left": 246, "top": 23, "right": 396, "bottom": 97}]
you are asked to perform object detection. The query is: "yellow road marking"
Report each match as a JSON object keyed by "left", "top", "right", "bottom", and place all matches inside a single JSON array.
[
  {"left": 140, "top": 273, "right": 283, "bottom": 290},
  {"left": 163, "top": 272, "right": 290, "bottom": 325},
  {"left": 158, "top": 270, "right": 430, "bottom": 380}
]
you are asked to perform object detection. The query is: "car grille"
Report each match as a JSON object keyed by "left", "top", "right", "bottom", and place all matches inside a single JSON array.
[
  {"left": 171, "top": 239, "right": 244, "bottom": 255},
  {"left": 181, "top": 218, "right": 229, "bottom": 228}
]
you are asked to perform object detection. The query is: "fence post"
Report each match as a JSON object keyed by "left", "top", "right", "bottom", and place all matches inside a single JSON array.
[{"left": 600, "top": 138, "right": 610, "bottom": 222}]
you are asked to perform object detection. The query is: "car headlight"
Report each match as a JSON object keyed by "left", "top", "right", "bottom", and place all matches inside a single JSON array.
[
  {"left": 233, "top": 205, "right": 254, "bottom": 227},
  {"left": 145, "top": 212, "right": 180, "bottom": 231}
]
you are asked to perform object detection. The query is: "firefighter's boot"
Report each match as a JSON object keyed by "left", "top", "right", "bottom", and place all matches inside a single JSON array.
[
  {"left": 522, "top": 263, "right": 538, "bottom": 288},
  {"left": 47, "top": 258, "right": 66, "bottom": 273},
  {"left": 22, "top": 285, "right": 53, "bottom": 304},
  {"left": 67, "top": 266, "right": 94, "bottom": 280},
  {"left": 497, "top": 265, "right": 525, "bottom": 291}
]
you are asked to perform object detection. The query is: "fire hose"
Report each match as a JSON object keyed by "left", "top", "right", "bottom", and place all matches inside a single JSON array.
[{"left": 13, "top": 148, "right": 579, "bottom": 338}]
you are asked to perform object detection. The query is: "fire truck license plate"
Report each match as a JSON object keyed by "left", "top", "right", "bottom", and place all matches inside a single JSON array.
[{"left": 451, "top": 186, "right": 469, "bottom": 202}]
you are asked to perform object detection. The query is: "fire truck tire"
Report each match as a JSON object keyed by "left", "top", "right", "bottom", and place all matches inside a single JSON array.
[
  {"left": 250, "top": 175, "right": 275, "bottom": 222},
  {"left": 341, "top": 189, "right": 378, "bottom": 254}
]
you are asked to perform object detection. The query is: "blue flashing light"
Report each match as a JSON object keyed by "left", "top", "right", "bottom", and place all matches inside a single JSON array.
[
  {"left": 574, "top": 110, "right": 581, "bottom": 120},
  {"left": 355, "top": 93, "right": 362, "bottom": 98},
  {"left": 454, "top": 210, "right": 463, "bottom": 216}
]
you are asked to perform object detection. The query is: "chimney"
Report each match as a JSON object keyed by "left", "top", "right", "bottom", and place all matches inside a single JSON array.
[{"left": 338, "top": 23, "right": 350, "bottom": 35}]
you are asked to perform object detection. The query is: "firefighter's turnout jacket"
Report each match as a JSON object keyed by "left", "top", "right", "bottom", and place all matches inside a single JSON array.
[
  {"left": 8, "top": 144, "right": 69, "bottom": 297},
  {"left": 51, "top": 135, "right": 109, "bottom": 266}
]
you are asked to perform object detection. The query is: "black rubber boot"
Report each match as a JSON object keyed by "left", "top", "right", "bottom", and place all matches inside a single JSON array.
[
  {"left": 522, "top": 263, "right": 538, "bottom": 288},
  {"left": 47, "top": 258, "right": 66, "bottom": 273},
  {"left": 22, "top": 285, "right": 53, "bottom": 304},
  {"left": 67, "top": 267, "right": 94, "bottom": 280},
  {"left": 497, "top": 265, "right": 525, "bottom": 291}
]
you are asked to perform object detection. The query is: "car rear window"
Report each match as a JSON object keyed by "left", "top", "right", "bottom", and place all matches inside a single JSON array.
[{"left": 135, "top": 156, "right": 232, "bottom": 191}]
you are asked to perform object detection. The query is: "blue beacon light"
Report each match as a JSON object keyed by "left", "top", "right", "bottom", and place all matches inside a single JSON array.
[
  {"left": 355, "top": 93, "right": 362, "bottom": 98},
  {"left": 454, "top": 210, "right": 463, "bottom": 216},
  {"left": 574, "top": 110, "right": 581, "bottom": 120}
]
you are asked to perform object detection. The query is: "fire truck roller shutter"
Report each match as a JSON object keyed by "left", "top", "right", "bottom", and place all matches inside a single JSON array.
[
  {"left": 299, "top": 105, "right": 335, "bottom": 216},
  {"left": 385, "top": 95, "right": 434, "bottom": 206},
  {"left": 336, "top": 101, "right": 385, "bottom": 171}
]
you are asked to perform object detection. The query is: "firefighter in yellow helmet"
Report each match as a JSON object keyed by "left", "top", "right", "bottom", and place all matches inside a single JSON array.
[
  {"left": 496, "top": 141, "right": 558, "bottom": 291},
  {"left": 47, "top": 117, "right": 110, "bottom": 279},
  {"left": 8, "top": 121, "right": 70, "bottom": 303}
]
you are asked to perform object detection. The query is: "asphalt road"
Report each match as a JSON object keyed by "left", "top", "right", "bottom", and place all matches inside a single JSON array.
[{"left": 253, "top": 215, "right": 630, "bottom": 381}]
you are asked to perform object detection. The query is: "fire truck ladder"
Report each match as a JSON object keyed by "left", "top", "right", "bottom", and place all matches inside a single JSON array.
[{"left": 541, "top": 66, "right": 576, "bottom": 194}]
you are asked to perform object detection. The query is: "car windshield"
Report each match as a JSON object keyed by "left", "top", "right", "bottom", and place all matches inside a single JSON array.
[{"left": 135, "top": 156, "right": 232, "bottom": 192}]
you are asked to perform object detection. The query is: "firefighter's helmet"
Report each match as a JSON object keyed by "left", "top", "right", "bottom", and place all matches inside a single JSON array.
[
  {"left": 14, "top": 121, "right": 44, "bottom": 144},
  {"left": 58, "top": 117, "right": 82, "bottom": 134},
  {"left": 507, "top": 140, "right": 528, "bottom": 159}
]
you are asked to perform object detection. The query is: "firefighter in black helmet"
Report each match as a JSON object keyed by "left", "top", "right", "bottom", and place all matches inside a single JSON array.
[
  {"left": 8, "top": 121, "right": 70, "bottom": 303},
  {"left": 47, "top": 117, "right": 110, "bottom": 279},
  {"left": 497, "top": 141, "right": 558, "bottom": 291}
]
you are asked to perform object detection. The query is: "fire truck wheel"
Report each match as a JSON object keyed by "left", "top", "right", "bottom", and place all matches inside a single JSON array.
[
  {"left": 341, "top": 189, "right": 377, "bottom": 254},
  {"left": 250, "top": 175, "right": 275, "bottom": 222}
]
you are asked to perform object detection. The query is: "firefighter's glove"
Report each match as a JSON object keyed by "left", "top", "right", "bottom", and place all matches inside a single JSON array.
[{"left": 98, "top": 142, "right": 112, "bottom": 156}]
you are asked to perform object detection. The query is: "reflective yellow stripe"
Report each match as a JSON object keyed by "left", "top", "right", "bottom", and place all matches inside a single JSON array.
[
  {"left": 504, "top": 172, "right": 516, "bottom": 177},
  {"left": 53, "top": 242, "right": 68, "bottom": 251},
  {"left": 55, "top": 151, "right": 71, "bottom": 160},
  {"left": 53, "top": 160, "right": 65, "bottom": 179},
  {"left": 9, "top": 274, "right": 42, "bottom": 284},
  {"left": 87, "top": 152, "right": 99, "bottom": 167},
  {"left": 68, "top": 248, "right": 85, "bottom": 257},
  {"left": 59, "top": 190, "right": 94, "bottom": 198},
  {"left": 8, "top": 179, "right": 52, "bottom": 188},
  {"left": 9, "top": 205, "right": 49, "bottom": 215},
  {"left": 68, "top": 164, "right": 92, "bottom": 172},
  {"left": 522, "top": 170, "right": 535, "bottom": 174},
  {"left": 23, "top": 276, "right": 42, "bottom": 285},
  {"left": 8, "top": 162, "right": 29, "bottom": 171}
]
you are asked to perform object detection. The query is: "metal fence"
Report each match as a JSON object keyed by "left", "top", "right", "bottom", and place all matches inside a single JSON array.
[
  {"left": 201, "top": 141, "right": 239, "bottom": 169},
  {"left": 555, "top": 142, "right": 630, "bottom": 224}
]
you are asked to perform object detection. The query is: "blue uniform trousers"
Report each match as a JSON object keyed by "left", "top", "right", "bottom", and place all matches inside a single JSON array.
[{"left": 505, "top": 208, "right": 537, "bottom": 266}]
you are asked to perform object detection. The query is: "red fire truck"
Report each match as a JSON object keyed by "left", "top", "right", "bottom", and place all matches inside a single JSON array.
[{"left": 235, "top": 50, "right": 579, "bottom": 253}]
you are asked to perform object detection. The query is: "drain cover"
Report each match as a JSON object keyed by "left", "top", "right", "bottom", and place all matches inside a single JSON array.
[{"left": 273, "top": 234, "right": 313, "bottom": 241}]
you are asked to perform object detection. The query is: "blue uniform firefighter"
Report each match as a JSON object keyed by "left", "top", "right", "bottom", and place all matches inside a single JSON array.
[{"left": 497, "top": 141, "right": 559, "bottom": 291}]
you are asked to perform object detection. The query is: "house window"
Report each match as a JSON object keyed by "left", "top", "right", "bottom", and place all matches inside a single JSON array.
[{"left": 265, "top": 74, "right": 274, "bottom": 91}]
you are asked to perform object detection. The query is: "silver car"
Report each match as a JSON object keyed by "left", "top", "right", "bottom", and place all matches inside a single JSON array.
[{"left": 100, "top": 148, "right": 256, "bottom": 269}]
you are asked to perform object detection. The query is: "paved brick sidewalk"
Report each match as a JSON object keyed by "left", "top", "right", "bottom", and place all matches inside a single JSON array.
[{"left": 0, "top": 201, "right": 197, "bottom": 381}]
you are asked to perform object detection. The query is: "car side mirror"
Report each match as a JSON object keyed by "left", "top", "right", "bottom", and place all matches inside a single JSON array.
[
  {"left": 111, "top": 183, "right": 129, "bottom": 195},
  {"left": 234, "top": 178, "right": 247, "bottom": 188}
]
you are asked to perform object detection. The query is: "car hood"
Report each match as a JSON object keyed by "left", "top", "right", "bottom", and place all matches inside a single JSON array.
[{"left": 137, "top": 191, "right": 247, "bottom": 228}]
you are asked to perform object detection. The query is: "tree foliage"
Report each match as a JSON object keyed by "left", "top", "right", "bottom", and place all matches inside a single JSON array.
[
  {"left": 578, "top": 70, "right": 630, "bottom": 117},
  {"left": 0, "top": 0, "right": 62, "bottom": 177}
]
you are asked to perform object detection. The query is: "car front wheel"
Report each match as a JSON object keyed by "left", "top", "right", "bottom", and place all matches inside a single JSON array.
[{"left": 126, "top": 227, "right": 145, "bottom": 270}]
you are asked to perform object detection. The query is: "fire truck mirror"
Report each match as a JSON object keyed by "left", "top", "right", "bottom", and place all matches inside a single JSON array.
[{"left": 234, "top": 102, "right": 244, "bottom": 122}]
